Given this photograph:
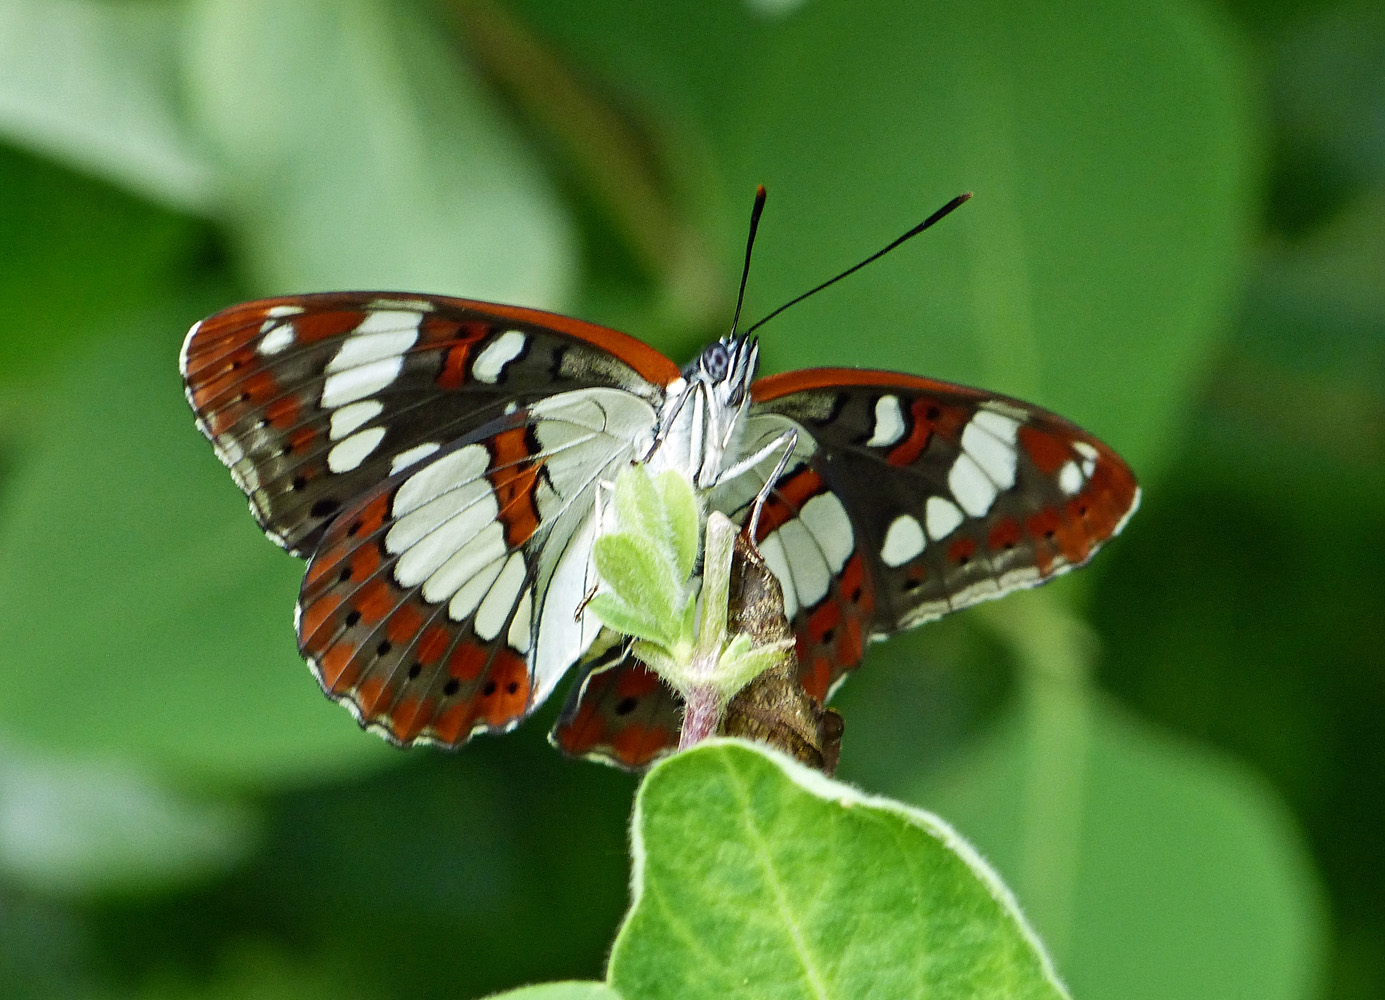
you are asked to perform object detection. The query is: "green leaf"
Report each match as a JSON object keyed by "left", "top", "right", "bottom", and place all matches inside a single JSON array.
[
  {"left": 0, "top": 0, "right": 217, "bottom": 210},
  {"left": 182, "top": 0, "right": 575, "bottom": 302},
  {"left": 482, "top": 984, "right": 621, "bottom": 1000},
  {"left": 0, "top": 143, "right": 203, "bottom": 376},
  {"left": 513, "top": 0, "right": 1255, "bottom": 480},
  {"left": 585, "top": 594, "right": 669, "bottom": 649},
  {"left": 653, "top": 469, "right": 700, "bottom": 580},
  {"left": 593, "top": 533, "right": 681, "bottom": 632},
  {"left": 609, "top": 740, "right": 1068, "bottom": 1000},
  {"left": 715, "top": 636, "right": 792, "bottom": 699},
  {"left": 895, "top": 697, "right": 1326, "bottom": 1000},
  {"left": 612, "top": 464, "right": 663, "bottom": 549},
  {"left": 0, "top": 742, "right": 255, "bottom": 896},
  {"left": 0, "top": 314, "right": 394, "bottom": 784}
]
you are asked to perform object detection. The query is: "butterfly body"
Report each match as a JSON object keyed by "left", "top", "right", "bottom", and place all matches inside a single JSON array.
[{"left": 182, "top": 292, "right": 1138, "bottom": 767}]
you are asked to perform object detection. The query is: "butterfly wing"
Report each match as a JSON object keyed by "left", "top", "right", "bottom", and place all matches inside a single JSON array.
[
  {"left": 181, "top": 292, "right": 679, "bottom": 557},
  {"left": 555, "top": 369, "right": 1140, "bottom": 770},
  {"left": 182, "top": 293, "right": 679, "bottom": 745},
  {"left": 550, "top": 645, "right": 681, "bottom": 770},
  {"left": 722, "top": 369, "right": 1140, "bottom": 700}
]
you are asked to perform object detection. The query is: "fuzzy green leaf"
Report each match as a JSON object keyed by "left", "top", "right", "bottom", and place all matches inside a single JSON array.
[
  {"left": 593, "top": 534, "right": 681, "bottom": 632},
  {"left": 612, "top": 465, "right": 663, "bottom": 548},
  {"left": 184, "top": 0, "right": 574, "bottom": 302},
  {"left": 609, "top": 741, "right": 1069, "bottom": 1000},
  {"left": 585, "top": 594, "right": 672, "bottom": 649},
  {"left": 0, "top": 0, "right": 216, "bottom": 210},
  {"left": 483, "top": 983, "right": 621, "bottom": 1000},
  {"left": 0, "top": 320, "right": 393, "bottom": 783},
  {"left": 714, "top": 636, "right": 793, "bottom": 700},
  {"left": 653, "top": 469, "right": 701, "bottom": 581}
]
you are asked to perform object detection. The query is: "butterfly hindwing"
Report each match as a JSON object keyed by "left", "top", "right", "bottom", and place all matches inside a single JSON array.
[
  {"left": 739, "top": 370, "right": 1139, "bottom": 697},
  {"left": 550, "top": 646, "right": 683, "bottom": 770},
  {"left": 180, "top": 293, "right": 679, "bottom": 557}
]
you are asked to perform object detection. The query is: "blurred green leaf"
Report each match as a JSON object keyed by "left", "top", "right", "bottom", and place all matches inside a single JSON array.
[
  {"left": 1274, "top": 7, "right": 1385, "bottom": 186},
  {"left": 0, "top": 143, "right": 206, "bottom": 376},
  {"left": 0, "top": 310, "right": 395, "bottom": 784},
  {"left": 515, "top": 0, "right": 1256, "bottom": 481},
  {"left": 898, "top": 695, "right": 1326, "bottom": 1000},
  {"left": 137, "top": 944, "right": 373, "bottom": 1000},
  {"left": 0, "top": 742, "right": 255, "bottom": 895},
  {"left": 183, "top": 0, "right": 576, "bottom": 303},
  {"left": 609, "top": 740, "right": 1069, "bottom": 1000},
  {"left": 1094, "top": 181, "right": 1385, "bottom": 997},
  {"left": 0, "top": 0, "right": 217, "bottom": 210}
]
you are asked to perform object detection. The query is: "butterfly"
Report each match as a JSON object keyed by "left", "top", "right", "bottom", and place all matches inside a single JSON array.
[{"left": 181, "top": 283, "right": 1138, "bottom": 769}]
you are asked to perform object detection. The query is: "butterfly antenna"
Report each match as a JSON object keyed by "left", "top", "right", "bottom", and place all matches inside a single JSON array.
[
  {"left": 729, "top": 185, "right": 768, "bottom": 336},
  {"left": 742, "top": 192, "right": 972, "bottom": 336}
]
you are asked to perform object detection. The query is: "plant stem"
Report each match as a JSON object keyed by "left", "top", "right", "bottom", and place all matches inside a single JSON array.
[
  {"left": 978, "top": 589, "right": 1094, "bottom": 958},
  {"left": 695, "top": 514, "right": 734, "bottom": 662},
  {"left": 678, "top": 691, "right": 721, "bottom": 750},
  {"left": 677, "top": 513, "right": 736, "bottom": 749}
]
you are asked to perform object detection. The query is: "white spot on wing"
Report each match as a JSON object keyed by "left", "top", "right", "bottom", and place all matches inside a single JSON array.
[
  {"left": 926, "top": 496, "right": 964, "bottom": 540},
  {"left": 949, "top": 452, "right": 998, "bottom": 517},
  {"left": 1058, "top": 460, "right": 1084, "bottom": 496},
  {"left": 1073, "top": 440, "right": 1099, "bottom": 477},
  {"left": 421, "top": 520, "right": 507, "bottom": 604},
  {"left": 780, "top": 519, "right": 830, "bottom": 608},
  {"left": 393, "top": 444, "right": 488, "bottom": 516},
  {"left": 327, "top": 426, "right": 386, "bottom": 472},
  {"left": 758, "top": 533, "right": 798, "bottom": 619},
  {"left": 866, "top": 395, "right": 906, "bottom": 447},
  {"left": 881, "top": 514, "right": 926, "bottom": 567},
  {"left": 368, "top": 297, "right": 433, "bottom": 312},
  {"left": 258, "top": 324, "right": 295, "bottom": 355},
  {"left": 961, "top": 418, "right": 1018, "bottom": 490},
  {"left": 354, "top": 308, "right": 424, "bottom": 336},
  {"left": 390, "top": 442, "right": 441, "bottom": 474},
  {"left": 473, "top": 330, "right": 526, "bottom": 384},
  {"left": 448, "top": 554, "right": 506, "bottom": 622},
  {"left": 980, "top": 399, "right": 1030, "bottom": 423},
  {"left": 389, "top": 481, "right": 497, "bottom": 576},
  {"left": 972, "top": 409, "right": 1021, "bottom": 442},
  {"left": 329, "top": 399, "right": 382, "bottom": 440},
  {"left": 508, "top": 589, "right": 533, "bottom": 653},
  {"left": 320, "top": 356, "right": 404, "bottom": 408},
  {"left": 799, "top": 492, "right": 854, "bottom": 573},
  {"left": 325, "top": 329, "right": 418, "bottom": 374},
  {"left": 532, "top": 512, "right": 602, "bottom": 701},
  {"left": 266, "top": 305, "right": 304, "bottom": 318}
]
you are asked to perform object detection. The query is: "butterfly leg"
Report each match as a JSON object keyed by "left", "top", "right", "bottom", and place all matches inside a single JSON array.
[
  {"left": 714, "top": 428, "right": 799, "bottom": 542},
  {"left": 574, "top": 476, "right": 617, "bottom": 621}
]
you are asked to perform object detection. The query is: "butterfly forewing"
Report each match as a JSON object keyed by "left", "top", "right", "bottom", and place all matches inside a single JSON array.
[
  {"left": 180, "top": 293, "right": 678, "bottom": 556},
  {"left": 294, "top": 389, "right": 658, "bottom": 746},
  {"left": 181, "top": 292, "right": 676, "bottom": 746},
  {"left": 741, "top": 370, "right": 1140, "bottom": 699}
]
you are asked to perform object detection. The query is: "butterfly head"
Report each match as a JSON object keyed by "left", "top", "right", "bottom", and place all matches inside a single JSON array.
[
  {"left": 686, "top": 335, "right": 758, "bottom": 401},
  {"left": 653, "top": 335, "right": 759, "bottom": 488}
]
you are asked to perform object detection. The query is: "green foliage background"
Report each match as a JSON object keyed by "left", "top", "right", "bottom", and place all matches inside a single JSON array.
[{"left": 0, "top": 0, "right": 1379, "bottom": 997}]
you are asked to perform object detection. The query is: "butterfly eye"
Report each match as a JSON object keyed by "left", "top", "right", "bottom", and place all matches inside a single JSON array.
[{"left": 702, "top": 342, "right": 730, "bottom": 380}]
